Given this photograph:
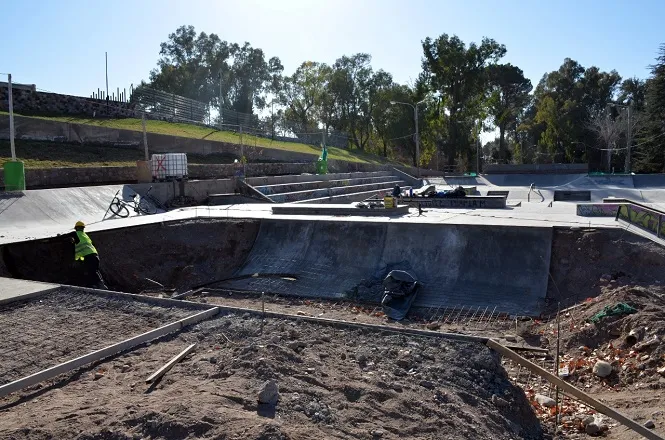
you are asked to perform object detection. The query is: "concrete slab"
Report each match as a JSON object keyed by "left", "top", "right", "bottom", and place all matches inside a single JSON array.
[
  {"left": 0, "top": 277, "right": 59, "bottom": 305},
  {"left": 272, "top": 204, "right": 410, "bottom": 216}
]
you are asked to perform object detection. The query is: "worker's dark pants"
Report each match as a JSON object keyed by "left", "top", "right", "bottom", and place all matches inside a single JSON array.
[{"left": 79, "top": 254, "right": 108, "bottom": 289}]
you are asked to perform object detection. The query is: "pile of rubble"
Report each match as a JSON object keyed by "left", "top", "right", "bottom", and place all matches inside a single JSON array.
[{"left": 517, "top": 284, "right": 665, "bottom": 437}]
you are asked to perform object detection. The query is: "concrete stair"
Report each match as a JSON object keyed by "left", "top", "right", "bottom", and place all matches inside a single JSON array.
[{"left": 248, "top": 171, "right": 409, "bottom": 204}]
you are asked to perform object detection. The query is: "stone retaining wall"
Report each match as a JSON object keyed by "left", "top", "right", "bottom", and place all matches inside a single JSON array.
[{"left": 0, "top": 86, "right": 137, "bottom": 118}]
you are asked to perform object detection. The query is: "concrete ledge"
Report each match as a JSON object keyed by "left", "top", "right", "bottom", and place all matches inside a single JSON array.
[
  {"left": 553, "top": 190, "right": 591, "bottom": 201},
  {"left": 487, "top": 190, "right": 510, "bottom": 197},
  {"left": 401, "top": 196, "right": 507, "bottom": 209},
  {"left": 272, "top": 204, "right": 410, "bottom": 216}
]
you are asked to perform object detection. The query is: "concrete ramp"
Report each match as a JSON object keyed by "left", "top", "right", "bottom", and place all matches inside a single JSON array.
[
  {"left": 0, "top": 185, "right": 128, "bottom": 233},
  {"left": 226, "top": 219, "right": 552, "bottom": 315}
]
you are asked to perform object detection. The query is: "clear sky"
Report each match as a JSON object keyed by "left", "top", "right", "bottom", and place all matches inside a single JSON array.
[{"left": 3, "top": 0, "right": 664, "bottom": 99}]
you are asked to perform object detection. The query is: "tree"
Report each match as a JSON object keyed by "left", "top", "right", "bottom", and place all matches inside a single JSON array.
[
  {"left": 487, "top": 64, "right": 532, "bottom": 160},
  {"left": 148, "top": 25, "right": 283, "bottom": 116},
  {"left": 421, "top": 34, "right": 506, "bottom": 165},
  {"left": 280, "top": 61, "right": 332, "bottom": 133},
  {"left": 371, "top": 84, "right": 418, "bottom": 160},
  {"left": 587, "top": 109, "right": 625, "bottom": 172},
  {"left": 618, "top": 78, "right": 647, "bottom": 110},
  {"left": 527, "top": 58, "right": 621, "bottom": 165},
  {"left": 634, "top": 44, "right": 665, "bottom": 172},
  {"left": 326, "top": 54, "right": 392, "bottom": 151}
]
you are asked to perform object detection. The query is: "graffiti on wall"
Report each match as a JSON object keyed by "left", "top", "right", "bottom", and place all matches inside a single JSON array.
[
  {"left": 617, "top": 204, "right": 665, "bottom": 238},
  {"left": 576, "top": 203, "right": 622, "bottom": 217}
]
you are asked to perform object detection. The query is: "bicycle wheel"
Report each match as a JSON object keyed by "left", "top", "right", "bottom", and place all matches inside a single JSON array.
[
  {"left": 109, "top": 201, "right": 130, "bottom": 218},
  {"left": 137, "top": 198, "right": 157, "bottom": 215}
]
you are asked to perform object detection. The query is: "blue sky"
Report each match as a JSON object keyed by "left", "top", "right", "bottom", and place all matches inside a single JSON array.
[{"left": 3, "top": 0, "right": 664, "bottom": 99}]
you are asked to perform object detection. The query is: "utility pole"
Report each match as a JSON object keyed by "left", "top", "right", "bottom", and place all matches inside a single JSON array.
[
  {"left": 218, "top": 70, "right": 223, "bottom": 130},
  {"left": 8, "top": 74, "right": 16, "bottom": 161},
  {"left": 625, "top": 101, "right": 632, "bottom": 174},
  {"left": 105, "top": 52, "right": 109, "bottom": 111},
  {"left": 414, "top": 105, "right": 420, "bottom": 178},
  {"left": 476, "top": 119, "right": 481, "bottom": 175},
  {"left": 391, "top": 99, "right": 426, "bottom": 178},
  {"left": 142, "top": 111, "right": 149, "bottom": 161},
  {"left": 271, "top": 100, "right": 275, "bottom": 140}
]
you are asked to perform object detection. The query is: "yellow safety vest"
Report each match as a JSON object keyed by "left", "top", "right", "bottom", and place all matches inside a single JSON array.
[{"left": 74, "top": 231, "right": 98, "bottom": 261}]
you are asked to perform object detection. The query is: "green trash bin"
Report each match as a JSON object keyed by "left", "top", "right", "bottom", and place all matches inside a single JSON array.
[
  {"left": 316, "top": 158, "right": 328, "bottom": 175},
  {"left": 3, "top": 161, "right": 26, "bottom": 191}
]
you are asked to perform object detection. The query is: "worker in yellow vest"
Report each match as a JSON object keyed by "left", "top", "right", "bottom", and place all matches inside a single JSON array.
[{"left": 66, "top": 221, "right": 107, "bottom": 289}]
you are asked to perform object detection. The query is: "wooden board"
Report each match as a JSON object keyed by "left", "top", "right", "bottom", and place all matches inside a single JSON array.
[
  {"left": 487, "top": 340, "right": 665, "bottom": 440},
  {"left": 145, "top": 343, "right": 197, "bottom": 384}
]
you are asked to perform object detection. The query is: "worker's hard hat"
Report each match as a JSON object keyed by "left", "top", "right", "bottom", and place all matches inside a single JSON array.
[{"left": 75, "top": 221, "right": 85, "bottom": 228}]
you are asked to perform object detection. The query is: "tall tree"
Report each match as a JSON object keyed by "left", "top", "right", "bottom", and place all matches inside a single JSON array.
[
  {"left": 280, "top": 61, "right": 332, "bottom": 133},
  {"left": 635, "top": 44, "right": 665, "bottom": 172},
  {"left": 327, "top": 54, "right": 392, "bottom": 151},
  {"left": 148, "top": 25, "right": 283, "bottom": 115},
  {"left": 487, "top": 63, "right": 532, "bottom": 160},
  {"left": 421, "top": 34, "right": 506, "bottom": 165},
  {"left": 528, "top": 58, "right": 621, "bottom": 164}
]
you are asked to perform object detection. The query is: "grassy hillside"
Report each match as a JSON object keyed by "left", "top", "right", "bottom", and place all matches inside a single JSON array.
[
  {"left": 2, "top": 112, "right": 389, "bottom": 165},
  {"left": 0, "top": 140, "right": 248, "bottom": 168}
]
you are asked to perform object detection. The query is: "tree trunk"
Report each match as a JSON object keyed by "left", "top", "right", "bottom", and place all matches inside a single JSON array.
[{"left": 499, "top": 123, "right": 506, "bottom": 161}]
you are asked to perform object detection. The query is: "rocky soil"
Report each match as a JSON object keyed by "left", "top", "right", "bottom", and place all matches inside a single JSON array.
[{"left": 0, "top": 312, "right": 544, "bottom": 440}]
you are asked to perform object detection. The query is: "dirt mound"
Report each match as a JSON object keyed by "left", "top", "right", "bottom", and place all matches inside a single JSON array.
[
  {"left": 0, "top": 313, "right": 544, "bottom": 439},
  {"left": 533, "top": 283, "right": 665, "bottom": 395}
]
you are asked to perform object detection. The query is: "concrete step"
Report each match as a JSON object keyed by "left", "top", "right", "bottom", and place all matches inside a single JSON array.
[
  {"left": 297, "top": 185, "right": 412, "bottom": 204},
  {"left": 267, "top": 180, "right": 407, "bottom": 203},
  {"left": 255, "top": 176, "right": 401, "bottom": 196},
  {"left": 246, "top": 171, "right": 393, "bottom": 187}
]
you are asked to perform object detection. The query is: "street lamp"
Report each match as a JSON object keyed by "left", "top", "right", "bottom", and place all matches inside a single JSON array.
[
  {"left": 607, "top": 100, "right": 633, "bottom": 173},
  {"left": 390, "top": 98, "right": 427, "bottom": 177}
]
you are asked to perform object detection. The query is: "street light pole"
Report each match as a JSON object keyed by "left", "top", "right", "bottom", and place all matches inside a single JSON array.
[
  {"left": 414, "top": 104, "right": 419, "bottom": 178},
  {"left": 390, "top": 99, "right": 426, "bottom": 178},
  {"left": 218, "top": 70, "right": 223, "bottom": 130},
  {"left": 607, "top": 101, "right": 633, "bottom": 173},
  {"left": 626, "top": 102, "right": 632, "bottom": 173}
]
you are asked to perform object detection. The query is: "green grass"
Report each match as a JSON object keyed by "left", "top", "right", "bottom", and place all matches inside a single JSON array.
[
  {"left": 0, "top": 140, "right": 250, "bottom": 169},
  {"left": 2, "top": 112, "right": 391, "bottom": 165}
]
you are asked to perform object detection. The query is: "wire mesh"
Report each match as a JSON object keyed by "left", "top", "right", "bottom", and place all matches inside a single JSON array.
[{"left": 0, "top": 288, "right": 196, "bottom": 385}]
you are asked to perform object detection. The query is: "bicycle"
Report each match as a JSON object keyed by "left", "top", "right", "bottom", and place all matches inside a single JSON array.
[{"left": 108, "top": 186, "right": 157, "bottom": 218}]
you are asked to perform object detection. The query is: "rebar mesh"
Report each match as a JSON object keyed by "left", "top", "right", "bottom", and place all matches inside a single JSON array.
[{"left": 0, "top": 288, "right": 195, "bottom": 385}]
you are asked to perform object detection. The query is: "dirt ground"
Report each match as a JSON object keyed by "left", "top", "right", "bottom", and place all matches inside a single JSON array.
[{"left": 0, "top": 311, "right": 544, "bottom": 440}]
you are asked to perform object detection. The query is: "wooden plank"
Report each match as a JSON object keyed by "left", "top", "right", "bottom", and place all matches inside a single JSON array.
[
  {"left": 487, "top": 339, "right": 665, "bottom": 440},
  {"left": 0, "top": 307, "right": 219, "bottom": 398},
  {"left": 145, "top": 343, "right": 197, "bottom": 384},
  {"left": 197, "top": 301, "right": 547, "bottom": 353},
  {"left": 70, "top": 285, "right": 213, "bottom": 310}
]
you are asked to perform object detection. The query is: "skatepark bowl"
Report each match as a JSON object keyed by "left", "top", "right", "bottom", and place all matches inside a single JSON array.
[
  {"left": 2, "top": 172, "right": 665, "bottom": 319},
  {"left": 2, "top": 211, "right": 664, "bottom": 320},
  {"left": 3, "top": 173, "right": 665, "bottom": 439}
]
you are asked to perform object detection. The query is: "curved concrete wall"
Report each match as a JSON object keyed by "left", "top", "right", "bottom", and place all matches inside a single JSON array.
[{"left": 225, "top": 219, "right": 552, "bottom": 315}]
